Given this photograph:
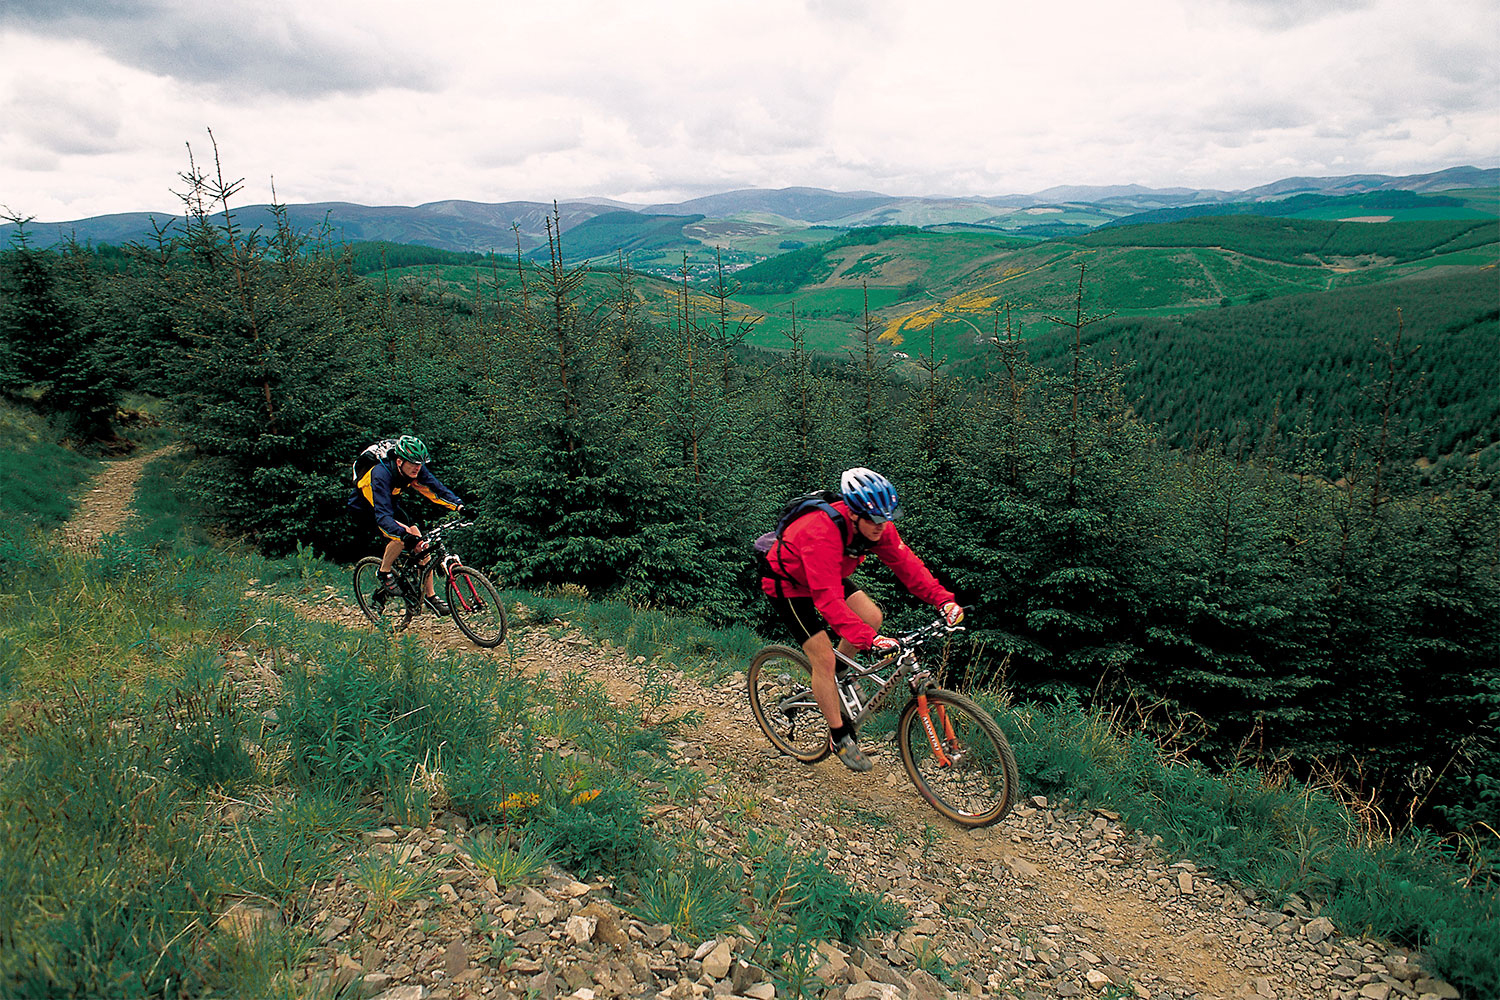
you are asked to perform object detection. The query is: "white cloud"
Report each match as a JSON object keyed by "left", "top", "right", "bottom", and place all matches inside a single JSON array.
[
  {"left": 0, "top": 0, "right": 1494, "bottom": 222},
  {"left": 3, "top": 75, "right": 123, "bottom": 156},
  {"left": 0, "top": 0, "right": 437, "bottom": 96}
]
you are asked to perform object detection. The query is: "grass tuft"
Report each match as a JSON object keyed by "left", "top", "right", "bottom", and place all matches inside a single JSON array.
[
  {"left": 351, "top": 849, "right": 448, "bottom": 913},
  {"left": 464, "top": 829, "right": 554, "bottom": 887},
  {"left": 631, "top": 847, "right": 744, "bottom": 943}
]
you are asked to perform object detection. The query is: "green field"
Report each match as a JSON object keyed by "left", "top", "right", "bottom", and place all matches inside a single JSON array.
[
  {"left": 722, "top": 213, "right": 1500, "bottom": 362},
  {"left": 358, "top": 208, "right": 1500, "bottom": 367}
]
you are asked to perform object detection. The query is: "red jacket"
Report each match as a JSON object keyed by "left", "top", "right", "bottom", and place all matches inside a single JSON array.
[{"left": 760, "top": 499, "right": 955, "bottom": 649}]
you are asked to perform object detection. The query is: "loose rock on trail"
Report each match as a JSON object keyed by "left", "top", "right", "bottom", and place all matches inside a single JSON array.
[
  {"left": 285, "top": 584, "right": 1456, "bottom": 1000},
  {"left": 57, "top": 443, "right": 179, "bottom": 550},
  {"left": 59, "top": 451, "right": 1464, "bottom": 1000}
]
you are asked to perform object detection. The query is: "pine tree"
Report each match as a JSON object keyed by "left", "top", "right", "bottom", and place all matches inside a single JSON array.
[
  {"left": 0, "top": 218, "right": 120, "bottom": 439},
  {"left": 161, "top": 138, "right": 374, "bottom": 553}
]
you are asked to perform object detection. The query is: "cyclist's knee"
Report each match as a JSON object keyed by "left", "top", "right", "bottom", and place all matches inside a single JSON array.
[
  {"left": 848, "top": 590, "right": 883, "bottom": 631},
  {"left": 802, "top": 632, "right": 837, "bottom": 677}
]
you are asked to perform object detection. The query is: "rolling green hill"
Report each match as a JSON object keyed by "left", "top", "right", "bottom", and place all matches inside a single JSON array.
[
  {"left": 724, "top": 213, "right": 1500, "bottom": 362},
  {"left": 359, "top": 255, "right": 696, "bottom": 332},
  {"left": 347, "top": 207, "right": 1500, "bottom": 392},
  {"left": 1106, "top": 188, "right": 1497, "bottom": 227},
  {"left": 535, "top": 210, "right": 706, "bottom": 262}
]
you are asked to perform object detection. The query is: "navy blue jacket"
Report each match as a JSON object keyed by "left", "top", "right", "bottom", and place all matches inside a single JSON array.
[{"left": 348, "top": 460, "right": 462, "bottom": 538}]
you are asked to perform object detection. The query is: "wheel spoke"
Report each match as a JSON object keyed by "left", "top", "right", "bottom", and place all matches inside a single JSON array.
[
  {"left": 447, "top": 566, "right": 506, "bottom": 647},
  {"left": 352, "top": 558, "right": 399, "bottom": 628},
  {"left": 899, "top": 690, "right": 1017, "bottom": 827},
  {"left": 748, "top": 647, "right": 832, "bottom": 764}
]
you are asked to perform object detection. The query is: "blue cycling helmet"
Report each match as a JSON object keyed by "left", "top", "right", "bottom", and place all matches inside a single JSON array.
[{"left": 840, "top": 467, "right": 901, "bottom": 523}]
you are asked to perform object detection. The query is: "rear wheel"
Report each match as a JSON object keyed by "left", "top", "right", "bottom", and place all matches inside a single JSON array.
[
  {"left": 748, "top": 645, "right": 831, "bottom": 764},
  {"left": 445, "top": 566, "right": 507, "bottom": 647},
  {"left": 898, "top": 688, "right": 1018, "bottom": 828},
  {"left": 352, "top": 557, "right": 401, "bottom": 628}
]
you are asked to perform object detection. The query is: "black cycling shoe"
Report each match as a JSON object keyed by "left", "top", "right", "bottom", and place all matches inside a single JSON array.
[
  {"left": 830, "top": 733, "right": 872, "bottom": 772},
  {"left": 370, "top": 572, "right": 394, "bottom": 607},
  {"left": 425, "top": 595, "right": 452, "bottom": 616}
]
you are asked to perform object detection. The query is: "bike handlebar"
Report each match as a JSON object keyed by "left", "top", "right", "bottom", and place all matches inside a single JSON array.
[
  {"left": 408, "top": 516, "right": 474, "bottom": 553},
  {"left": 891, "top": 615, "right": 965, "bottom": 651},
  {"left": 424, "top": 515, "right": 474, "bottom": 537}
]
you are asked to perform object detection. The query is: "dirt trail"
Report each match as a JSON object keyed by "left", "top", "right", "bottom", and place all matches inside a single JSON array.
[
  {"left": 57, "top": 443, "right": 180, "bottom": 550},
  {"left": 295, "top": 585, "right": 1366, "bottom": 998},
  {"left": 614, "top": 667, "right": 1256, "bottom": 999},
  {"left": 57, "top": 451, "right": 1439, "bottom": 999}
]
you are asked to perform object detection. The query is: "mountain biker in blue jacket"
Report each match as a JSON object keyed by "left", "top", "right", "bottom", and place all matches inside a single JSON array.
[{"left": 347, "top": 435, "right": 463, "bottom": 614}]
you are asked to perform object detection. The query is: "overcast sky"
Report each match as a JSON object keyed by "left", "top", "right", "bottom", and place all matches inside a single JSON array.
[{"left": 2, "top": 0, "right": 1497, "bottom": 223}]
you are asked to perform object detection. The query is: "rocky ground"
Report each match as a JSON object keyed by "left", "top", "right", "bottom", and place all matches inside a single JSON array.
[
  {"left": 265, "top": 584, "right": 1465, "bottom": 1000},
  {"left": 68, "top": 452, "right": 1472, "bottom": 999}
]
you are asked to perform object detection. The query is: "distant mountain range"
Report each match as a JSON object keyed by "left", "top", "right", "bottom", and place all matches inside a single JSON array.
[{"left": 4, "top": 165, "right": 1495, "bottom": 259}]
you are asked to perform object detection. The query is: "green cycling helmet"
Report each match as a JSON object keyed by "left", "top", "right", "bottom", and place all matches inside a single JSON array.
[{"left": 392, "top": 435, "right": 430, "bottom": 464}]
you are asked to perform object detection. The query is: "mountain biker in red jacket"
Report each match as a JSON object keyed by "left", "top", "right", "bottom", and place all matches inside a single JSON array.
[{"left": 760, "top": 468, "right": 963, "bottom": 771}]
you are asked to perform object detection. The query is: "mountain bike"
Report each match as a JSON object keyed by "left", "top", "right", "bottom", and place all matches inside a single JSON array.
[
  {"left": 352, "top": 516, "right": 507, "bottom": 648},
  {"left": 748, "top": 617, "right": 1019, "bottom": 827}
]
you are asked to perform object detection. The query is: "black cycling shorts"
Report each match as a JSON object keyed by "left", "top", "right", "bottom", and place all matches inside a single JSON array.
[
  {"left": 763, "top": 578, "right": 858, "bottom": 646},
  {"left": 355, "top": 501, "right": 419, "bottom": 547}
]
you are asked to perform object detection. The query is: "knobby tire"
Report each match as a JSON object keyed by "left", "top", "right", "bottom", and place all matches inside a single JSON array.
[
  {"left": 445, "top": 566, "right": 507, "bottom": 648},
  {"left": 352, "top": 556, "right": 404, "bottom": 628},
  {"left": 748, "top": 645, "right": 832, "bottom": 764},
  {"left": 898, "top": 688, "right": 1018, "bottom": 828}
]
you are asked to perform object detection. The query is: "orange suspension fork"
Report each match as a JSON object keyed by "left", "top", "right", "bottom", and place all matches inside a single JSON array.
[
  {"left": 938, "top": 702, "right": 958, "bottom": 744},
  {"left": 915, "top": 692, "right": 954, "bottom": 767}
]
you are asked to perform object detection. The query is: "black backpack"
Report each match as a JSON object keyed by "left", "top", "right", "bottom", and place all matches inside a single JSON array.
[
  {"left": 351, "top": 439, "right": 400, "bottom": 485},
  {"left": 754, "top": 490, "right": 857, "bottom": 589}
]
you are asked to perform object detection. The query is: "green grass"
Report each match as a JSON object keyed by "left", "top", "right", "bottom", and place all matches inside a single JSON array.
[
  {"left": 0, "top": 480, "right": 890, "bottom": 993},
  {"left": 631, "top": 846, "right": 746, "bottom": 943},
  {"left": 1, "top": 398, "right": 99, "bottom": 531},
  {"left": 351, "top": 850, "right": 448, "bottom": 912},
  {"left": 737, "top": 285, "right": 909, "bottom": 317},
  {"left": 987, "top": 696, "right": 1499, "bottom": 997},
  {"left": 464, "top": 829, "right": 554, "bottom": 887},
  {"left": 0, "top": 451, "right": 678, "bottom": 993}
]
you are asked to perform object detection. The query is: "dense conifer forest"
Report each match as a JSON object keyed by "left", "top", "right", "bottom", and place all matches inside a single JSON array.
[
  {"left": 2, "top": 171, "right": 1497, "bottom": 841},
  {"left": 1018, "top": 271, "right": 1500, "bottom": 469}
]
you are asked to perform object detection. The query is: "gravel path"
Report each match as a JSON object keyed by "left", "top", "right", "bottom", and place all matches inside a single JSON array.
[
  {"left": 284, "top": 584, "right": 1457, "bottom": 1000},
  {"left": 56, "top": 443, "right": 180, "bottom": 550},
  {"left": 55, "top": 451, "right": 1464, "bottom": 1000}
]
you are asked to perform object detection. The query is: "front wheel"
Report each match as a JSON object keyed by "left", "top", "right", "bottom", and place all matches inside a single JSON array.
[
  {"left": 445, "top": 566, "right": 507, "bottom": 647},
  {"left": 353, "top": 556, "right": 401, "bottom": 628},
  {"left": 748, "top": 645, "right": 831, "bottom": 764},
  {"left": 898, "top": 688, "right": 1018, "bottom": 828}
]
